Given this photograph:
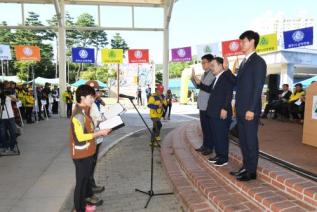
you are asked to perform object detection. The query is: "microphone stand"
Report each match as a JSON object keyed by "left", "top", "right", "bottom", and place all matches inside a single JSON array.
[{"left": 123, "top": 96, "right": 173, "bottom": 208}]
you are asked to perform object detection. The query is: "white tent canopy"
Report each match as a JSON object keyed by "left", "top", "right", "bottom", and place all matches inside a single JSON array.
[
  {"left": 0, "top": 75, "right": 24, "bottom": 83},
  {"left": 33, "top": 77, "right": 59, "bottom": 85}
]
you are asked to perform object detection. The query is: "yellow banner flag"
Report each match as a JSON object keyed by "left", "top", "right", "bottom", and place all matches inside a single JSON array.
[
  {"left": 256, "top": 33, "right": 278, "bottom": 54},
  {"left": 101, "top": 48, "right": 123, "bottom": 64}
]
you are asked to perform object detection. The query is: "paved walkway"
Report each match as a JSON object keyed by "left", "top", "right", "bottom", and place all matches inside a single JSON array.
[{"left": 0, "top": 103, "right": 198, "bottom": 212}]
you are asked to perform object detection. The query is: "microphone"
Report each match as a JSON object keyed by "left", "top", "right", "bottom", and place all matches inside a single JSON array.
[{"left": 119, "top": 94, "right": 135, "bottom": 100}]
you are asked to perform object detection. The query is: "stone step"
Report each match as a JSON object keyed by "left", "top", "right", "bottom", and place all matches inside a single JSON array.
[
  {"left": 161, "top": 128, "right": 216, "bottom": 212},
  {"left": 185, "top": 122, "right": 317, "bottom": 211},
  {"left": 172, "top": 126, "right": 263, "bottom": 211}
]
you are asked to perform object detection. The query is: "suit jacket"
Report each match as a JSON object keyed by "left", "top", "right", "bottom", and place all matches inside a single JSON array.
[
  {"left": 236, "top": 53, "right": 267, "bottom": 117},
  {"left": 280, "top": 90, "right": 292, "bottom": 102},
  {"left": 192, "top": 71, "right": 214, "bottom": 111},
  {"left": 198, "top": 70, "right": 235, "bottom": 118}
]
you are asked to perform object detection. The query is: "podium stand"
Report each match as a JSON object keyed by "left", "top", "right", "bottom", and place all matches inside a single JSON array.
[{"left": 303, "top": 82, "right": 317, "bottom": 147}]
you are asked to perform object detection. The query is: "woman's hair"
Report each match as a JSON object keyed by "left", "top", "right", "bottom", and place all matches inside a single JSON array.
[{"left": 76, "top": 84, "right": 96, "bottom": 103}]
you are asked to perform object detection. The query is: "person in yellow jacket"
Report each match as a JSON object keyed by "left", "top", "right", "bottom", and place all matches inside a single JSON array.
[
  {"left": 63, "top": 86, "right": 74, "bottom": 118},
  {"left": 16, "top": 84, "right": 26, "bottom": 119},
  {"left": 25, "top": 88, "right": 35, "bottom": 123},
  {"left": 147, "top": 87, "right": 167, "bottom": 141}
]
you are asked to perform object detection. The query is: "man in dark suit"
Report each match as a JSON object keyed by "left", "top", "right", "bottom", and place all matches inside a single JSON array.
[
  {"left": 261, "top": 84, "right": 292, "bottom": 119},
  {"left": 192, "top": 57, "right": 235, "bottom": 166},
  {"left": 230, "top": 30, "right": 267, "bottom": 181}
]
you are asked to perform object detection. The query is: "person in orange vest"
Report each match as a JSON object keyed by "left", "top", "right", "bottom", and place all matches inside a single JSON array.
[{"left": 70, "top": 85, "right": 111, "bottom": 212}]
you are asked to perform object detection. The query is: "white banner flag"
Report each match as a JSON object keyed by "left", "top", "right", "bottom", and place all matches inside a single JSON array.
[
  {"left": 196, "top": 43, "right": 220, "bottom": 60},
  {"left": 0, "top": 44, "right": 12, "bottom": 60}
]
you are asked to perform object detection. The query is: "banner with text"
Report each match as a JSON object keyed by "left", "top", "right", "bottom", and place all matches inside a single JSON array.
[
  {"left": 222, "top": 39, "right": 243, "bottom": 57},
  {"left": 171, "top": 47, "right": 192, "bottom": 62},
  {"left": 128, "top": 49, "right": 149, "bottom": 63},
  {"left": 15, "top": 45, "right": 41, "bottom": 61},
  {"left": 256, "top": 33, "right": 278, "bottom": 54},
  {"left": 72, "top": 47, "right": 95, "bottom": 63},
  {"left": 284, "top": 27, "right": 313, "bottom": 49},
  {"left": 196, "top": 43, "right": 220, "bottom": 59},
  {"left": 0, "top": 44, "right": 12, "bottom": 60},
  {"left": 101, "top": 49, "right": 123, "bottom": 64}
]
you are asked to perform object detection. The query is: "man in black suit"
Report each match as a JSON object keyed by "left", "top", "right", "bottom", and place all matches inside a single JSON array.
[
  {"left": 192, "top": 57, "right": 235, "bottom": 166},
  {"left": 230, "top": 30, "right": 267, "bottom": 181},
  {"left": 261, "top": 84, "right": 292, "bottom": 119}
]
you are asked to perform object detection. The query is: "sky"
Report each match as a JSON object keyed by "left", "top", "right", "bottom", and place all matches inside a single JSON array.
[{"left": 0, "top": 0, "right": 317, "bottom": 63}]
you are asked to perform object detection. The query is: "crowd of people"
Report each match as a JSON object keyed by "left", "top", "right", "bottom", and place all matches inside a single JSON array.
[{"left": 261, "top": 82, "right": 310, "bottom": 123}]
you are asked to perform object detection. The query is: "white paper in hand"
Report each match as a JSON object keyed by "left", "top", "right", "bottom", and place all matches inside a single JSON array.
[
  {"left": 99, "top": 115, "right": 124, "bottom": 131},
  {"left": 101, "top": 103, "right": 126, "bottom": 119}
]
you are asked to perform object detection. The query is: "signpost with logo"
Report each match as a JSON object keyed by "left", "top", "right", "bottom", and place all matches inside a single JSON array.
[
  {"left": 101, "top": 48, "right": 124, "bottom": 102},
  {"left": 303, "top": 82, "right": 317, "bottom": 147},
  {"left": 256, "top": 33, "right": 278, "bottom": 54},
  {"left": 0, "top": 44, "right": 12, "bottom": 80},
  {"left": 171, "top": 47, "right": 192, "bottom": 104},
  {"left": 128, "top": 49, "right": 149, "bottom": 86},
  {"left": 221, "top": 39, "right": 243, "bottom": 57},
  {"left": 196, "top": 43, "right": 220, "bottom": 59},
  {"left": 171, "top": 46, "right": 192, "bottom": 62},
  {"left": 72, "top": 47, "right": 95, "bottom": 63},
  {"left": 15, "top": 45, "right": 41, "bottom": 122},
  {"left": 283, "top": 27, "right": 314, "bottom": 49}
]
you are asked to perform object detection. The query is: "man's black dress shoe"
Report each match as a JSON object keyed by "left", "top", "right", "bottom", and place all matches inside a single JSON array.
[
  {"left": 201, "top": 149, "right": 213, "bottom": 155},
  {"left": 229, "top": 168, "right": 246, "bottom": 176},
  {"left": 236, "top": 172, "right": 257, "bottom": 181},
  {"left": 195, "top": 146, "right": 205, "bottom": 152}
]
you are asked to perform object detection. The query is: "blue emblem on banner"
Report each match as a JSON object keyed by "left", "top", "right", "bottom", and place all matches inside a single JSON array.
[
  {"left": 72, "top": 47, "right": 95, "bottom": 63},
  {"left": 283, "top": 27, "right": 313, "bottom": 49}
]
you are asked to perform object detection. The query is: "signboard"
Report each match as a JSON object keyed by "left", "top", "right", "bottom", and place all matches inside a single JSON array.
[
  {"left": 128, "top": 49, "right": 149, "bottom": 63},
  {"left": 101, "top": 48, "right": 123, "bottom": 64},
  {"left": 0, "top": 44, "right": 12, "bottom": 60},
  {"left": 15, "top": 45, "right": 41, "bottom": 61},
  {"left": 256, "top": 33, "right": 278, "bottom": 53},
  {"left": 284, "top": 27, "right": 313, "bottom": 49},
  {"left": 171, "top": 46, "right": 192, "bottom": 62},
  {"left": 222, "top": 39, "right": 243, "bottom": 57},
  {"left": 72, "top": 47, "right": 95, "bottom": 63},
  {"left": 196, "top": 43, "right": 220, "bottom": 59}
]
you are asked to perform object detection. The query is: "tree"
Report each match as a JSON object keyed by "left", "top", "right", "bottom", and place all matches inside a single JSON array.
[
  {"left": 110, "top": 33, "right": 129, "bottom": 53},
  {"left": 6, "top": 12, "right": 56, "bottom": 79}
]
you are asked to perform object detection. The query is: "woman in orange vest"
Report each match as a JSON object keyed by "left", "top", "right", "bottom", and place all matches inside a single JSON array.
[{"left": 70, "top": 85, "right": 111, "bottom": 212}]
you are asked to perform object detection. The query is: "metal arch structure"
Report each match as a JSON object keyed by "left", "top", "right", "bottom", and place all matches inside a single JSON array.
[{"left": 0, "top": 0, "right": 175, "bottom": 117}]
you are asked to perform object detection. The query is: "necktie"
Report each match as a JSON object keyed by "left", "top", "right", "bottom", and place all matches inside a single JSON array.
[
  {"left": 239, "top": 58, "right": 247, "bottom": 70},
  {"left": 210, "top": 77, "right": 216, "bottom": 89}
]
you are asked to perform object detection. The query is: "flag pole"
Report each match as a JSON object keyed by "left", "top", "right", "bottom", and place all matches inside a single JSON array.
[
  {"left": 1, "top": 60, "right": 4, "bottom": 81},
  {"left": 117, "top": 63, "right": 120, "bottom": 103}
]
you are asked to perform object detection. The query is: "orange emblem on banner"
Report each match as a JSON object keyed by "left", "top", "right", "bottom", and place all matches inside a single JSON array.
[{"left": 15, "top": 45, "right": 41, "bottom": 61}]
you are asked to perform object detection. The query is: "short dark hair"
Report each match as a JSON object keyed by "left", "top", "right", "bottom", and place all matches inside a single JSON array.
[
  {"left": 76, "top": 84, "right": 95, "bottom": 103},
  {"left": 295, "top": 83, "right": 303, "bottom": 88},
  {"left": 201, "top": 54, "right": 214, "bottom": 62},
  {"left": 239, "top": 30, "right": 260, "bottom": 48},
  {"left": 282, "top": 84, "right": 289, "bottom": 87},
  {"left": 212, "top": 57, "right": 224, "bottom": 65}
]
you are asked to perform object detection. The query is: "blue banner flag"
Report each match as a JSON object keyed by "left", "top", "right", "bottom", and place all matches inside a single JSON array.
[
  {"left": 72, "top": 47, "right": 95, "bottom": 63},
  {"left": 283, "top": 27, "right": 313, "bottom": 49}
]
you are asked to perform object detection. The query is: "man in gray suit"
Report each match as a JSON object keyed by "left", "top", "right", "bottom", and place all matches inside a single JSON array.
[{"left": 191, "top": 54, "right": 215, "bottom": 155}]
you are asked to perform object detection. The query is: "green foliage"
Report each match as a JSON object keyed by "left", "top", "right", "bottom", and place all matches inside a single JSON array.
[
  {"left": 155, "top": 71, "right": 162, "bottom": 84},
  {"left": 0, "top": 11, "right": 130, "bottom": 82},
  {"left": 111, "top": 33, "right": 129, "bottom": 53}
]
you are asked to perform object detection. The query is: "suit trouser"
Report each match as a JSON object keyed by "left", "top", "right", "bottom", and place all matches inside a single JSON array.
[
  {"left": 199, "top": 110, "right": 214, "bottom": 150},
  {"left": 237, "top": 116, "right": 259, "bottom": 173},
  {"left": 210, "top": 117, "right": 231, "bottom": 162},
  {"left": 73, "top": 156, "right": 94, "bottom": 212},
  {"left": 67, "top": 103, "right": 73, "bottom": 118}
]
